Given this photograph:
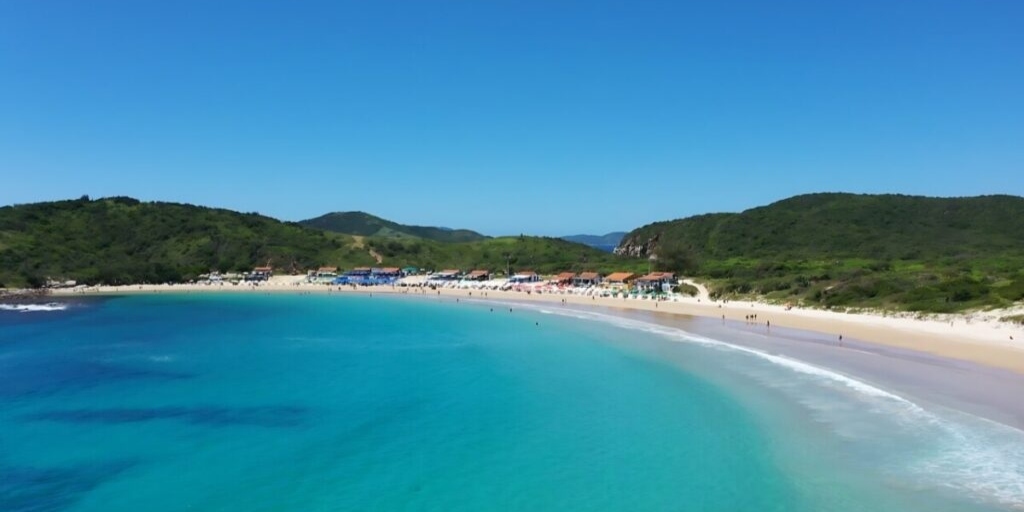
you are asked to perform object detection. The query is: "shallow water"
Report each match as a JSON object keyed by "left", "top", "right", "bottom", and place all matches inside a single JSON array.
[{"left": 1, "top": 294, "right": 1020, "bottom": 511}]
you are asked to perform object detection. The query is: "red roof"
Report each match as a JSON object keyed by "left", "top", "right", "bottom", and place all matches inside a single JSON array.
[
  {"left": 605, "top": 272, "right": 634, "bottom": 282},
  {"left": 637, "top": 272, "right": 675, "bottom": 282},
  {"left": 577, "top": 272, "right": 600, "bottom": 280},
  {"left": 554, "top": 272, "right": 576, "bottom": 281},
  {"left": 253, "top": 267, "right": 273, "bottom": 272}
]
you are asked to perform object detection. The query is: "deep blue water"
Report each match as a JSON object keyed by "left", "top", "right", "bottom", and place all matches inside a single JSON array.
[{"left": 1, "top": 294, "right": 1021, "bottom": 511}]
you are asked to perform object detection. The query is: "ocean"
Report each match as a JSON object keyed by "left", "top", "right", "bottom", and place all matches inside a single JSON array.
[{"left": 1, "top": 294, "right": 1021, "bottom": 511}]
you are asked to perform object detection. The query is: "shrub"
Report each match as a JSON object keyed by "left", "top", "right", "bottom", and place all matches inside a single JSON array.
[{"left": 674, "top": 283, "right": 699, "bottom": 296}]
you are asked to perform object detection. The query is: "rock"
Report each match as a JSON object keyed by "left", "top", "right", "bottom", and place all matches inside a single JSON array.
[{"left": 613, "top": 233, "right": 660, "bottom": 258}]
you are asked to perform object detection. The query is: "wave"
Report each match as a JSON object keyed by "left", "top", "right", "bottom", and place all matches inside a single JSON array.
[
  {"left": 522, "top": 303, "right": 1024, "bottom": 509},
  {"left": 0, "top": 302, "right": 68, "bottom": 313}
]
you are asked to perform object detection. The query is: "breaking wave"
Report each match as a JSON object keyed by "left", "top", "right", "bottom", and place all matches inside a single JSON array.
[
  {"left": 523, "top": 303, "right": 1024, "bottom": 509},
  {"left": 0, "top": 303, "right": 69, "bottom": 313}
]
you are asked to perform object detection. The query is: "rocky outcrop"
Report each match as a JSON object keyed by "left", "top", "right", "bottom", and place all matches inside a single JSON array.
[{"left": 613, "top": 232, "right": 660, "bottom": 258}]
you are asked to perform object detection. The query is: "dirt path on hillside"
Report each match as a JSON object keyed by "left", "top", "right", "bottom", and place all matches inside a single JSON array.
[
  {"left": 348, "top": 235, "right": 383, "bottom": 264},
  {"left": 682, "top": 278, "right": 711, "bottom": 301}
]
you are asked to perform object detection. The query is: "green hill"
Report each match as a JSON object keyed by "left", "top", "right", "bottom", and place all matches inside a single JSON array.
[
  {"left": 299, "top": 211, "right": 487, "bottom": 243},
  {"left": 0, "top": 196, "right": 377, "bottom": 286},
  {"left": 0, "top": 197, "right": 637, "bottom": 287},
  {"left": 365, "top": 235, "right": 643, "bottom": 275},
  {"left": 618, "top": 193, "right": 1024, "bottom": 312},
  {"left": 619, "top": 193, "right": 1024, "bottom": 260}
]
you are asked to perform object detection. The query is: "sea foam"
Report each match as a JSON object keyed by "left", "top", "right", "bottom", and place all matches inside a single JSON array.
[
  {"left": 0, "top": 303, "right": 68, "bottom": 313},
  {"left": 525, "top": 302, "right": 1024, "bottom": 509}
]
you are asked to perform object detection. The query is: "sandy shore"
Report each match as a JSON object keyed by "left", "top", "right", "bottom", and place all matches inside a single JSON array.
[{"left": 49, "top": 278, "right": 1024, "bottom": 374}]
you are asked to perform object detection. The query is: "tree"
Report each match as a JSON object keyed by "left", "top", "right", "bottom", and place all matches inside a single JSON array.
[{"left": 655, "top": 240, "right": 698, "bottom": 274}]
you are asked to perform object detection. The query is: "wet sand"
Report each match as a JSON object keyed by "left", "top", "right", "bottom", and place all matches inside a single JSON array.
[{"left": 498, "top": 299, "right": 1024, "bottom": 432}]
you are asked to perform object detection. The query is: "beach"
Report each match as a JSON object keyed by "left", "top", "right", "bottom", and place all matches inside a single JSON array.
[{"left": 50, "top": 277, "right": 1024, "bottom": 375}]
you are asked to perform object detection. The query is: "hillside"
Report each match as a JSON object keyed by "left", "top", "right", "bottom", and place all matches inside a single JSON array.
[
  {"left": 0, "top": 197, "right": 636, "bottom": 288},
  {"left": 619, "top": 194, "right": 1024, "bottom": 260},
  {"left": 561, "top": 232, "right": 627, "bottom": 252},
  {"left": 365, "top": 235, "right": 643, "bottom": 275},
  {"left": 299, "top": 211, "right": 487, "bottom": 243},
  {"left": 0, "top": 197, "right": 378, "bottom": 286},
  {"left": 618, "top": 193, "right": 1024, "bottom": 312}
]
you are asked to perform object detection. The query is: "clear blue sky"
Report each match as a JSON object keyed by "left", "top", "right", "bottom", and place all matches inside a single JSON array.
[{"left": 2, "top": 1, "right": 1022, "bottom": 236}]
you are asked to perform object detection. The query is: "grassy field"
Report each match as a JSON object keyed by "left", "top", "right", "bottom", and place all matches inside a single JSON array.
[{"left": 696, "top": 256, "right": 1024, "bottom": 313}]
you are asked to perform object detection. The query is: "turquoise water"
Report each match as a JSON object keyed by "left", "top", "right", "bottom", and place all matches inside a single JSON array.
[{"left": 1, "top": 294, "right": 1021, "bottom": 511}]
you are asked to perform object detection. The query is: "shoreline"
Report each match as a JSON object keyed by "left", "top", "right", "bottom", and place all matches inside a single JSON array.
[
  {"left": 46, "top": 280, "right": 1024, "bottom": 374},
  {"left": 15, "top": 285, "right": 1024, "bottom": 511},
  {"left": 521, "top": 302, "right": 1024, "bottom": 431}
]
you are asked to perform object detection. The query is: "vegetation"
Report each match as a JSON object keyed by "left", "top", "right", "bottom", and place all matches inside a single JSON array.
[
  {"left": 299, "top": 211, "right": 487, "bottom": 243},
  {"left": 673, "top": 283, "right": 699, "bottom": 296},
  {"left": 365, "top": 235, "right": 645, "bottom": 275},
  {"left": 0, "top": 197, "right": 377, "bottom": 286},
  {"left": 0, "top": 197, "right": 639, "bottom": 287},
  {"left": 620, "top": 193, "right": 1024, "bottom": 312},
  {"left": 7, "top": 193, "right": 1022, "bottom": 314}
]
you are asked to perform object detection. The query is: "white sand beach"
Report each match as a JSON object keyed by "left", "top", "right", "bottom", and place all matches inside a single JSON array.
[{"left": 50, "top": 276, "right": 1024, "bottom": 374}]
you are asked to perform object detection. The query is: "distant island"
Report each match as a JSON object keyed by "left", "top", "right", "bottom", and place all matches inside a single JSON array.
[
  {"left": 561, "top": 232, "right": 628, "bottom": 252},
  {"left": 2, "top": 193, "right": 1023, "bottom": 314}
]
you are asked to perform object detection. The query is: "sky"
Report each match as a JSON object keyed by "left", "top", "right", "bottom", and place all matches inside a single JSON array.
[{"left": 1, "top": 1, "right": 1022, "bottom": 236}]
